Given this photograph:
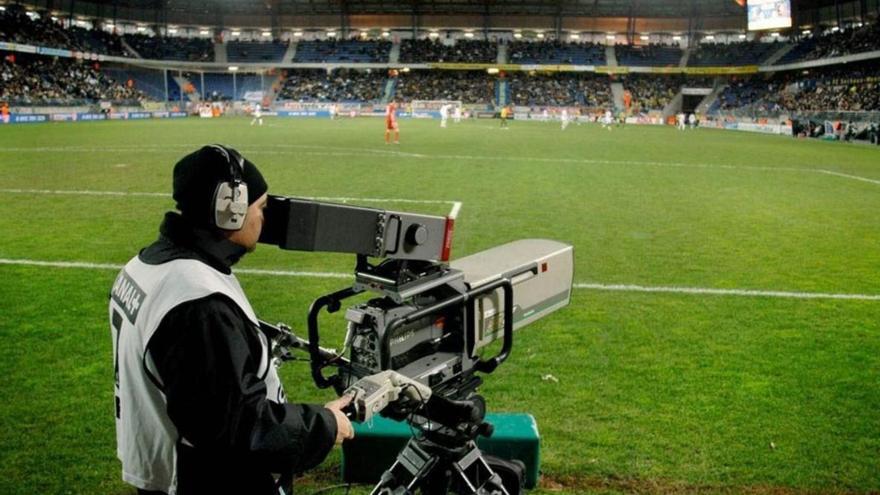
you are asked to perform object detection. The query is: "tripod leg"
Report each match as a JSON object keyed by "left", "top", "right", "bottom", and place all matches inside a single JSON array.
[
  {"left": 371, "top": 438, "right": 439, "bottom": 495},
  {"left": 450, "top": 443, "right": 510, "bottom": 495}
]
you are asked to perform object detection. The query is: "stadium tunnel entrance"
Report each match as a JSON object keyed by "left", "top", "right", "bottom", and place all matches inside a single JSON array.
[{"left": 682, "top": 95, "right": 704, "bottom": 114}]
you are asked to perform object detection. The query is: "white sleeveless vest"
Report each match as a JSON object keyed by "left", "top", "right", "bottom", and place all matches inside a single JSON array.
[{"left": 108, "top": 257, "right": 285, "bottom": 494}]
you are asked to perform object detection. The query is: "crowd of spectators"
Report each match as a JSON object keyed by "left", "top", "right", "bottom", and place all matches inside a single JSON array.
[
  {"left": 293, "top": 39, "right": 391, "bottom": 63},
  {"left": 689, "top": 40, "right": 780, "bottom": 66},
  {"left": 620, "top": 74, "right": 682, "bottom": 111},
  {"left": 0, "top": 6, "right": 126, "bottom": 56},
  {"left": 124, "top": 33, "right": 214, "bottom": 62},
  {"left": 780, "top": 22, "right": 880, "bottom": 64},
  {"left": 399, "top": 39, "right": 497, "bottom": 63},
  {"left": 507, "top": 73, "right": 612, "bottom": 108},
  {"left": 0, "top": 53, "right": 148, "bottom": 104},
  {"left": 616, "top": 43, "right": 682, "bottom": 67},
  {"left": 714, "top": 61, "right": 880, "bottom": 114},
  {"left": 507, "top": 40, "right": 605, "bottom": 65},
  {"left": 394, "top": 70, "right": 494, "bottom": 103},
  {"left": 277, "top": 69, "right": 385, "bottom": 102}
]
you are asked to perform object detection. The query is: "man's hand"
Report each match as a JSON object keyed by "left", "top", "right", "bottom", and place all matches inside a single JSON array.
[{"left": 325, "top": 395, "right": 354, "bottom": 445}]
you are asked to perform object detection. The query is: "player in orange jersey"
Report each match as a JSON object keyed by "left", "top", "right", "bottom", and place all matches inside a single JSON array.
[{"left": 385, "top": 100, "right": 400, "bottom": 144}]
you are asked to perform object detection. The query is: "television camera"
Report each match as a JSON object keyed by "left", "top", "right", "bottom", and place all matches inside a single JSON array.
[{"left": 258, "top": 195, "right": 573, "bottom": 494}]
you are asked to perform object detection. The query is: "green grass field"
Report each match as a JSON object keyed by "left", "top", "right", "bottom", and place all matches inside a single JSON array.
[{"left": 1, "top": 117, "right": 879, "bottom": 495}]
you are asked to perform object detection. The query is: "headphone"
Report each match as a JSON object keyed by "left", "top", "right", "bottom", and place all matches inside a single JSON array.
[{"left": 208, "top": 144, "right": 249, "bottom": 231}]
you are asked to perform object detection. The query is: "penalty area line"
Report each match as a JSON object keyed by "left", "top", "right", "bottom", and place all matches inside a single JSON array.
[{"left": 2, "top": 258, "right": 878, "bottom": 301}]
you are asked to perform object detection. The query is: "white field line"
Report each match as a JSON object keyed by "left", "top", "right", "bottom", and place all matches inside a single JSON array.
[
  {"left": 2, "top": 257, "right": 878, "bottom": 301},
  {"left": 2, "top": 144, "right": 878, "bottom": 187},
  {"left": 0, "top": 188, "right": 459, "bottom": 207},
  {"left": 816, "top": 169, "right": 880, "bottom": 186}
]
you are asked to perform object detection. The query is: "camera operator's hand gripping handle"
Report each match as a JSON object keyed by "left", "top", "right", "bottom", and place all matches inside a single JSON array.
[{"left": 307, "top": 286, "right": 363, "bottom": 389}]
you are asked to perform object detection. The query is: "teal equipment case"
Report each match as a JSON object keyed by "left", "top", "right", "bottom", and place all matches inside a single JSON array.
[{"left": 341, "top": 413, "right": 540, "bottom": 489}]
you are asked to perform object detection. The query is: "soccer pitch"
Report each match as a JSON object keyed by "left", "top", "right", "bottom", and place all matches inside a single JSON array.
[{"left": 1, "top": 117, "right": 878, "bottom": 494}]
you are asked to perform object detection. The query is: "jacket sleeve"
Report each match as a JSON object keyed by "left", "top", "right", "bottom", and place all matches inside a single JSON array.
[{"left": 147, "top": 294, "right": 337, "bottom": 474}]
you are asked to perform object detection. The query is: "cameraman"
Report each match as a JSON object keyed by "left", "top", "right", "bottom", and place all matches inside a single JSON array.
[{"left": 109, "top": 145, "right": 353, "bottom": 495}]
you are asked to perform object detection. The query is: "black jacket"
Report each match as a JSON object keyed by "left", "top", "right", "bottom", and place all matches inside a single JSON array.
[{"left": 141, "top": 212, "right": 337, "bottom": 494}]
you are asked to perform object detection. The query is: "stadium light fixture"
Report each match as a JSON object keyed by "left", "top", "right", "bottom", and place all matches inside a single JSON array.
[
  {"left": 464, "top": 32, "right": 474, "bottom": 38},
  {"left": 228, "top": 66, "right": 239, "bottom": 72},
  {"left": 293, "top": 31, "right": 303, "bottom": 37},
  {"left": 513, "top": 32, "right": 522, "bottom": 39}
]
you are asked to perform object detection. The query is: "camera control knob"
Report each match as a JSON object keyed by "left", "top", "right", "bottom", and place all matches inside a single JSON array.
[{"left": 406, "top": 224, "right": 428, "bottom": 246}]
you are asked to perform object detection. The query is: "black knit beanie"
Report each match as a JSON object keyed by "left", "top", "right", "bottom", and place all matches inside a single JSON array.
[{"left": 172, "top": 145, "right": 268, "bottom": 227}]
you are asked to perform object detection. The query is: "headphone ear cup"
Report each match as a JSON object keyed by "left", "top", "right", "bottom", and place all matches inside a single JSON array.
[{"left": 214, "top": 182, "right": 249, "bottom": 231}]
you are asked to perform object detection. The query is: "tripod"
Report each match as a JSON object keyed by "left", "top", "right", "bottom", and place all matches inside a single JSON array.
[{"left": 371, "top": 434, "right": 510, "bottom": 495}]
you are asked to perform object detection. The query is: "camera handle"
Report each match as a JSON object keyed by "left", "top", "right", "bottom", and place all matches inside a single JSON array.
[
  {"left": 379, "top": 278, "right": 515, "bottom": 373},
  {"left": 307, "top": 286, "right": 363, "bottom": 389}
]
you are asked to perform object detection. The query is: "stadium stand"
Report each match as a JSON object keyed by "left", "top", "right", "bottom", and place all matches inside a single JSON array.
[
  {"left": 227, "top": 41, "right": 288, "bottom": 63},
  {"left": 395, "top": 70, "right": 495, "bottom": 104},
  {"left": 0, "top": 6, "right": 126, "bottom": 56},
  {"left": 776, "top": 22, "right": 880, "bottom": 65},
  {"left": 277, "top": 69, "right": 385, "bottom": 102},
  {"left": 0, "top": 52, "right": 148, "bottom": 104},
  {"left": 615, "top": 43, "right": 682, "bottom": 67},
  {"left": 507, "top": 72, "right": 612, "bottom": 108},
  {"left": 713, "top": 60, "right": 880, "bottom": 113},
  {"left": 124, "top": 33, "right": 214, "bottom": 62},
  {"left": 292, "top": 39, "right": 391, "bottom": 63},
  {"left": 620, "top": 74, "right": 682, "bottom": 111},
  {"left": 507, "top": 40, "right": 606, "bottom": 65},
  {"left": 399, "top": 39, "right": 497, "bottom": 63},
  {"left": 101, "top": 67, "right": 167, "bottom": 101},
  {"left": 689, "top": 40, "right": 780, "bottom": 67}
]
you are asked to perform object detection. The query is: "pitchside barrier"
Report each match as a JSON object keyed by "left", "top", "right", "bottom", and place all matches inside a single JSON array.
[{"left": 1, "top": 111, "right": 188, "bottom": 125}]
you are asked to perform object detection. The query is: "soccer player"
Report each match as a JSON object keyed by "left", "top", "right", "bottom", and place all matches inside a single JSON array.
[
  {"left": 602, "top": 109, "right": 614, "bottom": 130},
  {"left": 688, "top": 112, "right": 697, "bottom": 129},
  {"left": 500, "top": 105, "right": 510, "bottom": 129},
  {"left": 385, "top": 100, "right": 399, "bottom": 144},
  {"left": 453, "top": 105, "right": 462, "bottom": 123},
  {"left": 249, "top": 103, "right": 263, "bottom": 126},
  {"left": 677, "top": 112, "right": 687, "bottom": 131},
  {"left": 560, "top": 108, "right": 570, "bottom": 131},
  {"left": 1, "top": 102, "right": 9, "bottom": 124},
  {"left": 439, "top": 103, "right": 450, "bottom": 128}
]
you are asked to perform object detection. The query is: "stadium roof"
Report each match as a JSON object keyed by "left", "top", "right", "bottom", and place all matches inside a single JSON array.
[{"left": 67, "top": 0, "right": 750, "bottom": 19}]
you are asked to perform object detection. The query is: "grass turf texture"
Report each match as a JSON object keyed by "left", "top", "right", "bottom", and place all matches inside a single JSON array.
[{"left": 0, "top": 117, "right": 878, "bottom": 494}]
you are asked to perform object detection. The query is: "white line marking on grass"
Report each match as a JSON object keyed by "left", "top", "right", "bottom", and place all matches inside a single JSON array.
[
  {"left": 2, "top": 258, "right": 878, "bottom": 301},
  {"left": 0, "top": 188, "right": 460, "bottom": 206},
  {"left": 817, "top": 170, "right": 880, "bottom": 186},
  {"left": 574, "top": 283, "right": 880, "bottom": 301}
]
